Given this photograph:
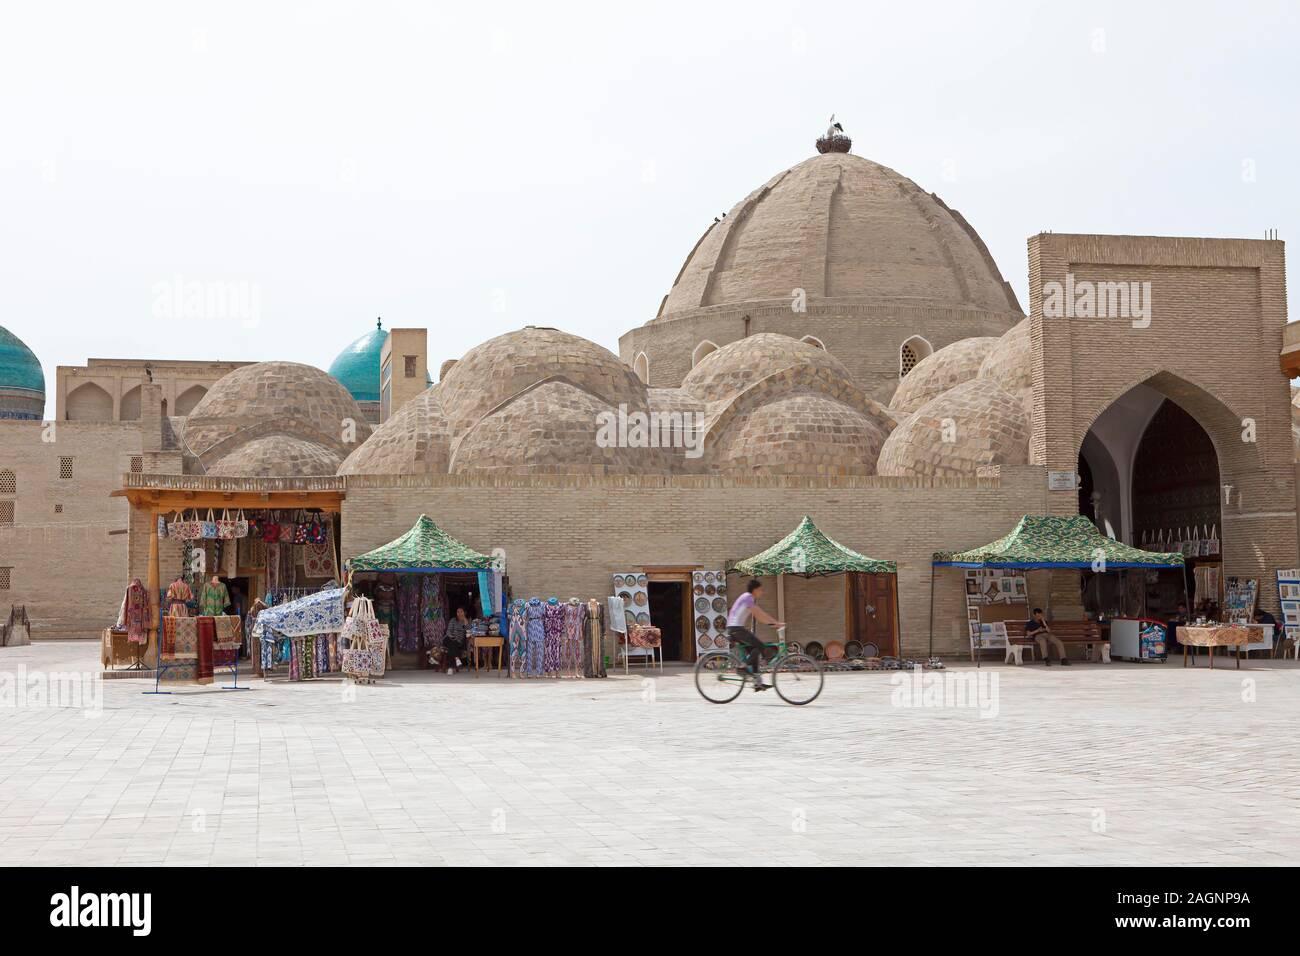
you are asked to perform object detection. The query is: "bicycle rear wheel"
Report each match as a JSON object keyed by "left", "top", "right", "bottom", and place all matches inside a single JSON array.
[
  {"left": 772, "top": 653, "right": 824, "bottom": 705},
  {"left": 695, "top": 651, "right": 746, "bottom": 704}
]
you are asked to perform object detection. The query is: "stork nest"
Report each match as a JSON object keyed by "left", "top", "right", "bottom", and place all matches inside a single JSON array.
[{"left": 815, "top": 133, "right": 852, "bottom": 154}]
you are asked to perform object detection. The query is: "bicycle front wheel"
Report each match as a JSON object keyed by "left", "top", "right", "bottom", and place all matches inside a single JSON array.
[
  {"left": 773, "top": 653, "right": 824, "bottom": 705},
  {"left": 695, "top": 651, "right": 746, "bottom": 704}
]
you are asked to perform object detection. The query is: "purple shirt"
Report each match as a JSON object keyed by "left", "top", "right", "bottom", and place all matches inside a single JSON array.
[{"left": 727, "top": 592, "right": 756, "bottom": 628}]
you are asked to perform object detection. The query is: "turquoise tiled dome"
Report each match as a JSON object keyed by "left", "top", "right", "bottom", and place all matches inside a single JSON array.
[
  {"left": 328, "top": 318, "right": 388, "bottom": 403},
  {"left": 0, "top": 325, "right": 44, "bottom": 395}
]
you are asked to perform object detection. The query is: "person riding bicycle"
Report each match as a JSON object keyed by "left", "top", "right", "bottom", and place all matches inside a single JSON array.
[{"left": 727, "top": 579, "right": 785, "bottom": 691}]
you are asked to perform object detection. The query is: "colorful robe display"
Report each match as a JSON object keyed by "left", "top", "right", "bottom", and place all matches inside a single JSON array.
[
  {"left": 198, "top": 581, "right": 230, "bottom": 616},
  {"left": 164, "top": 579, "right": 193, "bottom": 617},
  {"left": 396, "top": 576, "right": 421, "bottom": 652},
  {"left": 525, "top": 598, "right": 546, "bottom": 677},
  {"left": 123, "top": 580, "right": 150, "bottom": 644},
  {"left": 508, "top": 601, "right": 528, "bottom": 677},
  {"left": 562, "top": 601, "right": 587, "bottom": 677}
]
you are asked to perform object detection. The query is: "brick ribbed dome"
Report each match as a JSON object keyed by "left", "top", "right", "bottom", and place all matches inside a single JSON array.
[
  {"left": 209, "top": 435, "right": 341, "bottom": 478},
  {"left": 338, "top": 386, "right": 451, "bottom": 476},
  {"left": 978, "top": 316, "right": 1033, "bottom": 414},
  {"left": 681, "top": 333, "right": 856, "bottom": 404},
  {"left": 715, "top": 393, "right": 886, "bottom": 478},
  {"left": 659, "top": 152, "right": 1021, "bottom": 319},
  {"left": 890, "top": 336, "right": 1000, "bottom": 414},
  {"left": 876, "top": 377, "right": 1030, "bottom": 478}
]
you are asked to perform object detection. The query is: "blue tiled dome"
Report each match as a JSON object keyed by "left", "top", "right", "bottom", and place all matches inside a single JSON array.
[
  {"left": 0, "top": 326, "right": 44, "bottom": 420},
  {"left": 328, "top": 318, "right": 388, "bottom": 403}
]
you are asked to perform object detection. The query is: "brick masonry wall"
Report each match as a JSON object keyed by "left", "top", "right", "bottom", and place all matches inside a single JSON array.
[
  {"left": 340, "top": 468, "right": 1049, "bottom": 658},
  {"left": 0, "top": 420, "right": 141, "bottom": 637},
  {"left": 1028, "top": 234, "right": 1298, "bottom": 612}
]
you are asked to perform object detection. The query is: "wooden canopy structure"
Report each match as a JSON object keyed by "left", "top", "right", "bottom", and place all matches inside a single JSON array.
[{"left": 112, "top": 474, "right": 346, "bottom": 653}]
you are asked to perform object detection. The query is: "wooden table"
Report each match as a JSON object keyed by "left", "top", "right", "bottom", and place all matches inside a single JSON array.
[{"left": 1180, "top": 625, "right": 1251, "bottom": 669}]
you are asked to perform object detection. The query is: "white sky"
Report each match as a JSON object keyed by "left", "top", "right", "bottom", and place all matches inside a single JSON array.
[{"left": 2, "top": 1, "right": 1297, "bottom": 416}]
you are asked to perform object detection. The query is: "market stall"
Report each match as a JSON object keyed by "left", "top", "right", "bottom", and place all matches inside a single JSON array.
[
  {"left": 931, "top": 514, "right": 1186, "bottom": 665},
  {"left": 726, "top": 516, "right": 899, "bottom": 665},
  {"left": 345, "top": 515, "right": 504, "bottom": 671},
  {"left": 251, "top": 586, "right": 348, "bottom": 680}
]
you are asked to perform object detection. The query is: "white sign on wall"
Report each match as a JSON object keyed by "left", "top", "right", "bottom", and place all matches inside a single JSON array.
[{"left": 1047, "top": 471, "right": 1080, "bottom": 491}]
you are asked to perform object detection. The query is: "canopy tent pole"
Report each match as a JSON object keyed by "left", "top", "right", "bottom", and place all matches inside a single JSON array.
[
  {"left": 926, "top": 565, "right": 935, "bottom": 661},
  {"left": 892, "top": 571, "right": 903, "bottom": 660}
]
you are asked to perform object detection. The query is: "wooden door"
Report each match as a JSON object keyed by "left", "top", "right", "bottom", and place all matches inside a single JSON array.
[{"left": 847, "top": 572, "right": 898, "bottom": 657}]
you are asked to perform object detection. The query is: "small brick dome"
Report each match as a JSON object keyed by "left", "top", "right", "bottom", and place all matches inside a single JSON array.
[
  {"left": 681, "top": 333, "right": 856, "bottom": 404},
  {"left": 714, "top": 392, "right": 887, "bottom": 477},
  {"left": 890, "top": 336, "right": 1000, "bottom": 414},
  {"left": 978, "top": 317, "right": 1033, "bottom": 413},
  {"left": 876, "top": 377, "right": 1030, "bottom": 478},
  {"left": 208, "top": 435, "right": 342, "bottom": 478},
  {"left": 337, "top": 386, "right": 451, "bottom": 476}
]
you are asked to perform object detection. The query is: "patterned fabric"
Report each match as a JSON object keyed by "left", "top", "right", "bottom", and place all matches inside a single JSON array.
[
  {"left": 251, "top": 587, "right": 346, "bottom": 641},
  {"left": 524, "top": 599, "right": 546, "bottom": 677},
  {"left": 933, "top": 514, "right": 1185, "bottom": 569},
  {"left": 303, "top": 521, "right": 337, "bottom": 579},
  {"left": 731, "top": 515, "right": 895, "bottom": 577},
  {"left": 420, "top": 575, "right": 443, "bottom": 648},
  {"left": 508, "top": 601, "right": 527, "bottom": 677},
  {"left": 1180, "top": 625, "right": 1252, "bottom": 647},
  {"left": 477, "top": 571, "right": 493, "bottom": 615},
  {"left": 196, "top": 616, "right": 216, "bottom": 684},
  {"left": 562, "top": 602, "right": 586, "bottom": 676},
  {"left": 347, "top": 515, "right": 494, "bottom": 572},
  {"left": 164, "top": 616, "right": 199, "bottom": 661},
  {"left": 164, "top": 579, "right": 193, "bottom": 617},
  {"left": 543, "top": 602, "right": 565, "bottom": 675},
  {"left": 212, "top": 615, "right": 242, "bottom": 651},
  {"left": 396, "top": 576, "right": 421, "bottom": 652},
  {"left": 628, "top": 624, "right": 662, "bottom": 648},
  {"left": 124, "top": 580, "right": 150, "bottom": 644}
]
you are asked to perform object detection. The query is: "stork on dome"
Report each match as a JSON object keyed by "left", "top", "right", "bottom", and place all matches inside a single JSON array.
[{"left": 816, "top": 114, "right": 852, "bottom": 154}]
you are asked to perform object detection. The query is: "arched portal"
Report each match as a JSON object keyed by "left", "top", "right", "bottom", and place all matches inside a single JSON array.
[{"left": 1079, "top": 377, "right": 1224, "bottom": 618}]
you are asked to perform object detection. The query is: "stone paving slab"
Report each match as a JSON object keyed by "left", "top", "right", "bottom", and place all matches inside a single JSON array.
[{"left": 1, "top": 641, "right": 1298, "bottom": 866}]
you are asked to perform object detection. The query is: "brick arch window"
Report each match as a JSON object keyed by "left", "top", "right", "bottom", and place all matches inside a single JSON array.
[
  {"left": 691, "top": 340, "right": 719, "bottom": 367},
  {"left": 899, "top": 335, "right": 933, "bottom": 379},
  {"left": 633, "top": 352, "right": 650, "bottom": 385},
  {"left": 0, "top": 469, "right": 14, "bottom": 494},
  {"left": 800, "top": 335, "right": 827, "bottom": 351}
]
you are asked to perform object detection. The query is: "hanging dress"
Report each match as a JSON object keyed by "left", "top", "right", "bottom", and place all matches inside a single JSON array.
[
  {"left": 508, "top": 601, "right": 527, "bottom": 677},
  {"left": 562, "top": 602, "right": 586, "bottom": 678},
  {"left": 396, "top": 577, "right": 421, "bottom": 652},
  {"left": 420, "top": 575, "right": 443, "bottom": 651},
  {"left": 543, "top": 601, "right": 565, "bottom": 676},
  {"left": 525, "top": 598, "right": 546, "bottom": 678},
  {"left": 123, "top": 580, "right": 150, "bottom": 644},
  {"left": 198, "top": 581, "right": 229, "bottom": 617},
  {"left": 165, "top": 579, "right": 193, "bottom": 617}
]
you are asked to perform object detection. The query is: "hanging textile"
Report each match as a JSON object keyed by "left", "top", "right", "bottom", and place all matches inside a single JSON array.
[
  {"left": 508, "top": 601, "right": 527, "bottom": 677},
  {"left": 585, "top": 599, "right": 606, "bottom": 678},
  {"left": 303, "top": 520, "right": 337, "bottom": 579},
  {"left": 164, "top": 579, "right": 193, "bottom": 617},
  {"left": 266, "top": 542, "right": 281, "bottom": 593},
  {"left": 163, "top": 616, "right": 199, "bottom": 660},
  {"left": 525, "top": 598, "right": 546, "bottom": 677},
  {"left": 477, "top": 570, "right": 494, "bottom": 616},
  {"left": 543, "top": 600, "right": 565, "bottom": 676},
  {"left": 396, "top": 576, "right": 421, "bottom": 652},
  {"left": 123, "top": 579, "right": 150, "bottom": 644},
  {"left": 198, "top": 580, "right": 230, "bottom": 616},
  {"left": 195, "top": 616, "right": 216, "bottom": 684},
  {"left": 562, "top": 601, "right": 586, "bottom": 678},
  {"left": 420, "top": 574, "right": 443, "bottom": 649}
]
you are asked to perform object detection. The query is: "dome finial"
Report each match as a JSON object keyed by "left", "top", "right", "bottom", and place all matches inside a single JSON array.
[
  {"left": 376, "top": 316, "right": 382, "bottom": 329},
  {"left": 816, "top": 114, "right": 851, "bottom": 154}
]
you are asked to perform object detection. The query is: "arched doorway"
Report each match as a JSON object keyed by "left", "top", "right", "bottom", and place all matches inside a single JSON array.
[{"left": 1078, "top": 380, "right": 1223, "bottom": 618}]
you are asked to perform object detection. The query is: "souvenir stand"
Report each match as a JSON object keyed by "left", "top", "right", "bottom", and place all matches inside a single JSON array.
[
  {"left": 345, "top": 515, "right": 504, "bottom": 671},
  {"left": 251, "top": 586, "right": 348, "bottom": 681},
  {"left": 726, "top": 516, "right": 899, "bottom": 667},
  {"left": 930, "top": 515, "right": 1186, "bottom": 666}
]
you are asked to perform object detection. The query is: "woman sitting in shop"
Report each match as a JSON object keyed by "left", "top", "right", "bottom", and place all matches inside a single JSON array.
[{"left": 439, "top": 606, "right": 471, "bottom": 675}]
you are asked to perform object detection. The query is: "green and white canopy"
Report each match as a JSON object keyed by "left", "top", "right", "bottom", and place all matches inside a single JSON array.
[
  {"left": 347, "top": 515, "right": 496, "bottom": 573},
  {"left": 932, "top": 515, "right": 1184, "bottom": 570},
  {"left": 728, "top": 516, "right": 896, "bottom": 578}
]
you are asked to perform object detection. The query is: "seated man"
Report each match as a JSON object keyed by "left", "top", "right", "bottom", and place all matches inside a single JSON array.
[
  {"left": 1252, "top": 607, "right": 1278, "bottom": 652},
  {"left": 1025, "top": 607, "right": 1070, "bottom": 666},
  {"left": 1166, "top": 602, "right": 1188, "bottom": 652}
]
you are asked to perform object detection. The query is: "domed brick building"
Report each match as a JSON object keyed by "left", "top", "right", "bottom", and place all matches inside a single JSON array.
[{"left": 4, "top": 125, "right": 1296, "bottom": 660}]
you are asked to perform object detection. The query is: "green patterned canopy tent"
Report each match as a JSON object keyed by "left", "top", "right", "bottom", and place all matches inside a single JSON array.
[
  {"left": 932, "top": 515, "right": 1184, "bottom": 570},
  {"left": 346, "top": 515, "right": 496, "bottom": 573},
  {"left": 728, "top": 516, "right": 896, "bottom": 578}
]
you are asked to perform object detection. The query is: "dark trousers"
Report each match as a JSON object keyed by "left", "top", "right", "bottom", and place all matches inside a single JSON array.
[{"left": 727, "top": 626, "right": 762, "bottom": 672}]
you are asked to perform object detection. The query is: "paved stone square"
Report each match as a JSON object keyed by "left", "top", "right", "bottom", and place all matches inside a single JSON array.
[{"left": 1, "top": 640, "right": 1298, "bottom": 866}]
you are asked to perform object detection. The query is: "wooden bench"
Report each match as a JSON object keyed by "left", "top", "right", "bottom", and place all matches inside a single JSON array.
[{"left": 1004, "top": 620, "right": 1109, "bottom": 664}]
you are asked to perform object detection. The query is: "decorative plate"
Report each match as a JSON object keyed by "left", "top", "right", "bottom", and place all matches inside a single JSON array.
[
  {"left": 695, "top": 597, "right": 710, "bottom": 613},
  {"left": 698, "top": 634, "right": 713, "bottom": 649},
  {"left": 804, "top": 641, "right": 824, "bottom": 660},
  {"left": 636, "top": 575, "right": 647, "bottom": 587},
  {"left": 825, "top": 640, "right": 845, "bottom": 661},
  {"left": 711, "top": 597, "right": 726, "bottom": 613},
  {"left": 713, "top": 615, "right": 727, "bottom": 631},
  {"left": 696, "top": 616, "right": 710, "bottom": 631},
  {"left": 714, "top": 635, "right": 729, "bottom": 648},
  {"left": 845, "top": 640, "right": 864, "bottom": 659}
]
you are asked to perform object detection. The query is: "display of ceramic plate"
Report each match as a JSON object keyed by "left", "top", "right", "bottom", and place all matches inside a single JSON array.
[
  {"left": 636, "top": 575, "right": 647, "bottom": 586},
  {"left": 636, "top": 612, "right": 650, "bottom": 625},
  {"left": 712, "top": 615, "right": 727, "bottom": 631},
  {"left": 711, "top": 597, "right": 726, "bottom": 613},
  {"left": 716, "top": 584, "right": 726, "bottom": 594},
  {"left": 862, "top": 642, "right": 880, "bottom": 658},
  {"left": 825, "top": 640, "right": 846, "bottom": 661},
  {"left": 695, "top": 615, "right": 710, "bottom": 631},
  {"left": 787, "top": 642, "right": 803, "bottom": 655},
  {"left": 704, "top": 571, "right": 715, "bottom": 584},
  {"left": 695, "top": 597, "right": 710, "bottom": 612},
  {"left": 698, "top": 634, "right": 713, "bottom": 649},
  {"left": 714, "top": 635, "right": 729, "bottom": 648},
  {"left": 624, "top": 611, "right": 637, "bottom": 628},
  {"left": 618, "top": 591, "right": 633, "bottom": 604},
  {"left": 633, "top": 591, "right": 647, "bottom": 606},
  {"left": 845, "top": 640, "right": 864, "bottom": 659},
  {"left": 693, "top": 571, "right": 704, "bottom": 583},
  {"left": 804, "top": 641, "right": 825, "bottom": 660},
  {"left": 694, "top": 584, "right": 704, "bottom": 595},
  {"left": 613, "top": 575, "right": 625, "bottom": 588}
]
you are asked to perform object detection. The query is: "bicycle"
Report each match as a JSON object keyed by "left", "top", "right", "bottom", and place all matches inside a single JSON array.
[{"left": 694, "top": 627, "right": 824, "bottom": 705}]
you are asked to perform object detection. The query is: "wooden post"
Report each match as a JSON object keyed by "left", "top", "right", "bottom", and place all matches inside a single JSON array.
[{"left": 147, "top": 508, "right": 160, "bottom": 666}]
